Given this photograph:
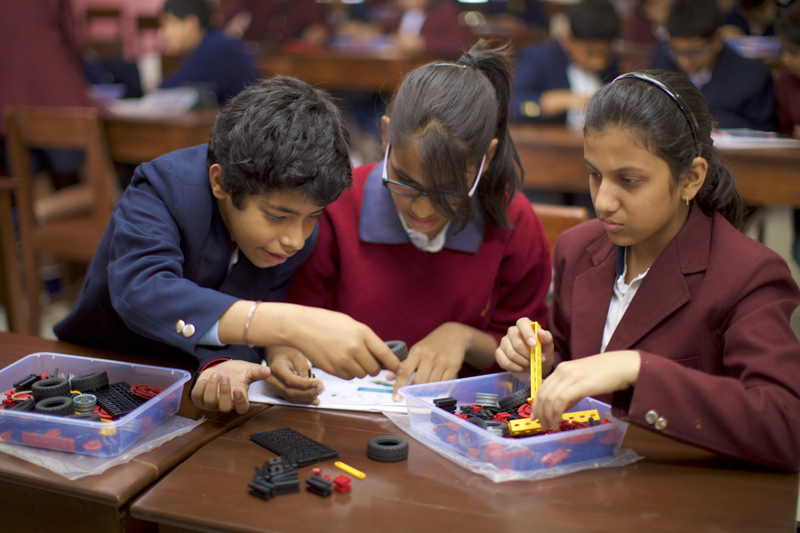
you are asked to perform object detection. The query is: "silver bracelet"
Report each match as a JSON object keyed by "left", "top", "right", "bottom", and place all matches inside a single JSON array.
[{"left": 244, "top": 300, "right": 261, "bottom": 348}]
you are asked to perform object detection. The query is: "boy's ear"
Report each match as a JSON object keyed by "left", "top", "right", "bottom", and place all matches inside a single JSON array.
[
  {"left": 683, "top": 156, "right": 708, "bottom": 203},
  {"left": 381, "top": 116, "right": 390, "bottom": 146},
  {"left": 209, "top": 164, "right": 228, "bottom": 200}
]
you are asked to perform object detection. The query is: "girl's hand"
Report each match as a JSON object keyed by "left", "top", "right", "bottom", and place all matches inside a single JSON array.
[
  {"left": 265, "top": 349, "right": 325, "bottom": 405},
  {"left": 390, "top": 323, "right": 470, "bottom": 400},
  {"left": 532, "top": 350, "right": 641, "bottom": 431},
  {"left": 191, "top": 360, "right": 271, "bottom": 414},
  {"left": 495, "top": 317, "right": 554, "bottom": 375}
]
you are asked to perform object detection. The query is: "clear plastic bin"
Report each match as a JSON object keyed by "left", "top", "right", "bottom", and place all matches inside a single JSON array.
[
  {"left": 0, "top": 352, "right": 190, "bottom": 457},
  {"left": 400, "top": 372, "right": 628, "bottom": 472}
]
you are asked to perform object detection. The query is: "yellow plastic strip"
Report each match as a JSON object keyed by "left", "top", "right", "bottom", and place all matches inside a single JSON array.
[{"left": 529, "top": 321, "right": 542, "bottom": 402}]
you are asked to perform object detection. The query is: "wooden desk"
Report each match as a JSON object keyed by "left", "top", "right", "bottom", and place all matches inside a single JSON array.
[
  {"left": 260, "top": 50, "right": 431, "bottom": 93},
  {"left": 0, "top": 332, "right": 265, "bottom": 532},
  {"left": 131, "top": 405, "right": 798, "bottom": 532},
  {"left": 102, "top": 109, "right": 218, "bottom": 165},
  {"left": 510, "top": 124, "right": 800, "bottom": 208}
]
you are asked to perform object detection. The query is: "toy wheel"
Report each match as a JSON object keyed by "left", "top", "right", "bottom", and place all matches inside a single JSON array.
[
  {"left": 367, "top": 435, "right": 409, "bottom": 462},
  {"left": 386, "top": 340, "right": 408, "bottom": 362},
  {"left": 34, "top": 396, "right": 75, "bottom": 416},
  {"left": 31, "top": 378, "right": 70, "bottom": 401},
  {"left": 71, "top": 371, "right": 109, "bottom": 392},
  {"left": 498, "top": 387, "right": 531, "bottom": 412}
]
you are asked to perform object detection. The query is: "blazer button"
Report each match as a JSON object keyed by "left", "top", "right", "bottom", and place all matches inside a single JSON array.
[
  {"left": 645, "top": 410, "right": 658, "bottom": 425},
  {"left": 182, "top": 324, "right": 196, "bottom": 338},
  {"left": 175, "top": 320, "right": 186, "bottom": 334},
  {"left": 655, "top": 417, "right": 668, "bottom": 431}
]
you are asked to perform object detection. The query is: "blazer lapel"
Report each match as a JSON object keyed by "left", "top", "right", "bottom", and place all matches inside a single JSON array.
[
  {"left": 605, "top": 204, "right": 711, "bottom": 351},
  {"left": 571, "top": 235, "right": 617, "bottom": 357}
]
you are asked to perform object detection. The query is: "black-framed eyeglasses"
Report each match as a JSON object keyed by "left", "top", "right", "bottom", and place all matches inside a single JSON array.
[{"left": 381, "top": 142, "right": 486, "bottom": 200}]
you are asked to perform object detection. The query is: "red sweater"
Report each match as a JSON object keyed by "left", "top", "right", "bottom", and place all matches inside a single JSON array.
[{"left": 286, "top": 163, "right": 551, "bottom": 370}]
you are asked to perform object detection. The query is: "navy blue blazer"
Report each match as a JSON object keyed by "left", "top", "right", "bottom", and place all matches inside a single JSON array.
[
  {"left": 54, "top": 145, "right": 317, "bottom": 368},
  {"left": 511, "top": 40, "right": 620, "bottom": 123},
  {"left": 651, "top": 44, "right": 776, "bottom": 131},
  {"left": 160, "top": 29, "right": 259, "bottom": 105}
]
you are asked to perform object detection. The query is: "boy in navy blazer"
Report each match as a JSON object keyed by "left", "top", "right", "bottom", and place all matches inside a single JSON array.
[
  {"left": 511, "top": 0, "right": 621, "bottom": 126},
  {"left": 55, "top": 77, "right": 402, "bottom": 413},
  {"left": 651, "top": 0, "right": 776, "bottom": 130}
]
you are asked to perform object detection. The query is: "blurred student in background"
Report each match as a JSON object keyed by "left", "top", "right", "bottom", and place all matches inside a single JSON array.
[
  {"left": 720, "top": 0, "right": 778, "bottom": 36},
  {"left": 160, "top": 0, "right": 259, "bottom": 105},
  {"left": 623, "top": 0, "right": 674, "bottom": 45},
  {"left": 651, "top": 0, "right": 775, "bottom": 130},
  {"left": 511, "top": 0, "right": 621, "bottom": 130}
]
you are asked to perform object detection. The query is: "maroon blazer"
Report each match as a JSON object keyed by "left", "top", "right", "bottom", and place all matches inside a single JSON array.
[{"left": 549, "top": 203, "right": 800, "bottom": 471}]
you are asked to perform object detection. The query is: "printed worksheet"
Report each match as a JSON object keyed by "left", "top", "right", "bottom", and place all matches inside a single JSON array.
[{"left": 248, "top": 368, "right": 409, "bottom": 413}]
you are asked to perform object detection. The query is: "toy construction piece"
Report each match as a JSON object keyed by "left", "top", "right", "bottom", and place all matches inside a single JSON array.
[
  {"left": 508, "top": 409, "right": 601, "bottom": 437},
  {"left": 528, "top": 321, "right": 542, "bottom": 403}
]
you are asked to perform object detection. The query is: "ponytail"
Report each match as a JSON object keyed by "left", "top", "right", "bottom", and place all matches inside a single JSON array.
[{"left": 385, "top": 39, "right": 521, "bottom": 229}]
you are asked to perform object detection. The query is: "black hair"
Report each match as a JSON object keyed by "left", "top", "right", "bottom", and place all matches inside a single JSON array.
[
  {"left": 667, "top": 0, "right": 721, "bottom": 39},
  {"left": 584, "top": 69, "right": 744, "bottom": 229},
  {"left": 777, "top": 1, "right": 800, "bottom": 45},
  {"left": 383, "top": 39, "right": 521, "bottom": 229},
  {"left": 208, "top": 77, "right": 352, "bottom": 210},
  {"left": 570, "top": 0, "right": 621, "bottom": 41},
  {"left": 163, "top": 0, "right": 211, "bottom": 29}
]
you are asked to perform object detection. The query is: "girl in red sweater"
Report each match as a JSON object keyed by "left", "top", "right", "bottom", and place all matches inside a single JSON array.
[{"left": 267, "top": 40, "right": 552, "bottom": 404}]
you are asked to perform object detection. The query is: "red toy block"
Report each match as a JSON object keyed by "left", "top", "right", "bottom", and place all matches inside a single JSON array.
[{"left": 540, "top": 448, "right": 569, "bottom": 467}]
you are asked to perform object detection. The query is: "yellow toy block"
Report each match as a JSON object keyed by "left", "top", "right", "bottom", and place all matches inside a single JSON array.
[
  {"left": 528, "top": 321, "right": 542, "bottom": 403},
  {"left": 508, "top": 410, "right": 601, "bottom": 437}
]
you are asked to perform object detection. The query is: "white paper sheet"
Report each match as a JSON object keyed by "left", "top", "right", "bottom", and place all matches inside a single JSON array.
[{"left": 248, "top": 368, "right": 409, "bottom": 413}]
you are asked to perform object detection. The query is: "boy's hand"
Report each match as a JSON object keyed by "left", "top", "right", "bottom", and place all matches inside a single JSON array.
[
  {"left": 495, "top": 317, "right": 554, "bottom": 374},
  {"left": 265, "top": 349, "right": 325, "bottom": 405},
  {"left": 390, "top": 323, "right": 468, "bottom": 400},
  {"left": 292, "top": 308, "right": 402, "bottom": 380},
  {"left": 532, "top": 350, "right": 641, "bottom": 431},
  {"left": 191, "top": 360, "right": 270, "bottom": 414}
]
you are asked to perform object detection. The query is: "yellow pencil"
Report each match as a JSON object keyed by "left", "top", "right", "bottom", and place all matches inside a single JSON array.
[{"left": 529, "top": 321, "right": 542, "bottom": 402}]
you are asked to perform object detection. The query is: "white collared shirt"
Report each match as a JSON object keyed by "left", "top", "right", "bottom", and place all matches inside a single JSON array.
[{"left": 601, "top": 251, "right": 649, "bottom": 353}]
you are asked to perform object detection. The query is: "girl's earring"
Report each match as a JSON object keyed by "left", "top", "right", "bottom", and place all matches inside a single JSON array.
[{"left": 685, "top": 197, "right": 690, "bottom": 206}]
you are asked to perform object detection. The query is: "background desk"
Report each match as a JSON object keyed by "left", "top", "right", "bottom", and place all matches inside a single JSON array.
[
  {"left": 132, "top": 405, "right": 798, "bottom": 532},
  {"left": 102, "top": 109, "right": 218, "bottom": 165},
  {"left": 510, "top": 124, "right": 800, "bottom": 208},
  {"left": 260, "top": 50, "right": 430, "bottom": 93},
  {"left": 0, "top": 332, "right": 264, "bottom": 532}
]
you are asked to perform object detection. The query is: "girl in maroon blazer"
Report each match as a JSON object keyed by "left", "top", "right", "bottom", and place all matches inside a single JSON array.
[
  {"left": 270, "top": 41, "right": 552, "bottom": 404},
  {"left": 496, "top": 69, "right": 800, "bottom": 471}
]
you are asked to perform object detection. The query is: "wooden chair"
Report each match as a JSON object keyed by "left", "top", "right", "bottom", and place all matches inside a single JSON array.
[
  {"left": 0, "top": 177, "right": 28, "bottom": 334},
  {"left": 4, "top": 106, "right": 119, "bottom": 335},
  {"left": 531, "top": 202, "right": 590, "bottom": 257}
]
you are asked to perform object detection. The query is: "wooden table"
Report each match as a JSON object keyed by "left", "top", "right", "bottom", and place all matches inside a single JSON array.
[
  {"left": 131, "top": 404, "right": 799, "bottom": 532},
  {"left": 260, "top": 50, "right": 431, "bottom": 93},
  {"left": 0, "top": 332, "right": 265, "bottom": 532},
  {"left": 102, "top": 108, "right": 218, "bottom": 165},
  {"left": 510, "top": 124, "right": 800, "bottom": 208}
]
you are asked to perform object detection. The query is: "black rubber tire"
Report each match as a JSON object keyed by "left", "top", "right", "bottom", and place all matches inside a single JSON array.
[
  {"left": 386, "top": 340, "right": 408, "bottom": 362},
  {"left": 367, "top": 435, "right": 409, "bottom": 462},
  {"left": 31, "top": 378, "right": 70, "bottom": 401},
  {"left": 66, "top": 412, "right": 102, "bottom": 421},
  {"left": 71, "top": 371, "right": 109, "bottom": 392},
  {"left": 34, "top": 396, "right": 75, "bottom": 416},
  {"left": 498, "top": 386, "right": 532, "bottom": 412}
]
